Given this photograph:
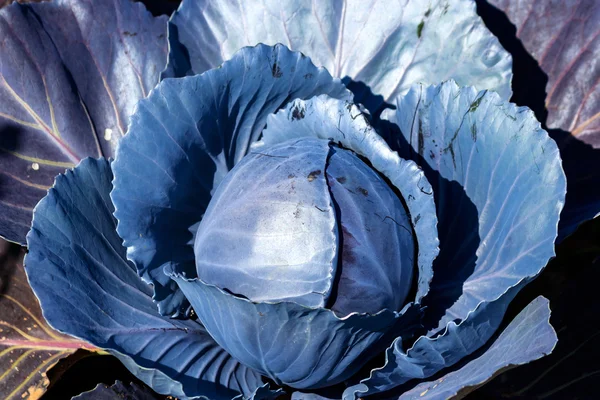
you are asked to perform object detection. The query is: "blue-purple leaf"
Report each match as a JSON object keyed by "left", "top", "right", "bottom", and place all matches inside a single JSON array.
[
  {"left": 193, "top": 138, "right": 339, "bottom": 310},
  {"left": 168, "top": 266, "right": 422, "bottom": 390},
  {"left": 383, "top": 80, "right": 565, "bottom": 333},
  {"left": 340, "top": 80, "right": 564, "bottom": 397},
  {"left": 111, "top": 44, "right": 348, "bottom": 317},
  {"left": 343, "top": 282, "right": 525, "bottom": 399},
  {"left": 259, "top": 95, "right": 439, "bottom": 304},
  {"left": 461, "top": 217, "right": 600, "bottom": 398},
  {"left": 25, "top": 158, "right": 266, "bottom": 400},
  {"left": 325, "top": 146, "right": 415, "bottom": 316},
  {"left": 397, "top": 296, "right": 556, "bottom": 400}
]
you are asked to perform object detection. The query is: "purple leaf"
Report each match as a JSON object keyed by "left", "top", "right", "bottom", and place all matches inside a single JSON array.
[
  {"left": 0, "top": 0, "right": 167, "bottom": 244},
  {"left": 0, "top": 239, "right": 97, "bottom": 400},
  {"left": 487, "top": 0, "right": 600, "bottom": 240},
  {"left": 490, "top": 0, "right": 598, "bottom": 143}
]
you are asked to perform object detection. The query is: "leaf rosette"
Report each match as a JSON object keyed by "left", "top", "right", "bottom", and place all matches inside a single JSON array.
[{"left": 15, "top": 0, "right": 568, "bottom": 399}]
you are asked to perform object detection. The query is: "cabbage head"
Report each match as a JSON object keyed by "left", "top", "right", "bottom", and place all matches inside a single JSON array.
[{"left": 19, "top": 1, "right": 566, "bottom": 399}]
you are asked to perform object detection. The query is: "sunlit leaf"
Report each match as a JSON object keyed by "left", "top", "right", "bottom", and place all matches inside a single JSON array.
[
  {"left": 164, "top": 0, "right": 513, "bottom": 112},
  {"left": 111, "top": 43, "right": 348, "bottom": 317},
  {"left": 384, "top": 80, "right": 564, "bottom": 332},
  {"left": 488, "top": 0, "right": 599, "bottom": 144},
  {"left": 465, "top": 218, "right": 600, "bottom": 399},
  {"left": 342, "top": 80, "right": 564, "bottom": 399},
  {"left": 397, "top": 296, "right": 556, "bottom": 400},
  {"left": 0, "top": 239, "right": 95, "bottom": 400}
]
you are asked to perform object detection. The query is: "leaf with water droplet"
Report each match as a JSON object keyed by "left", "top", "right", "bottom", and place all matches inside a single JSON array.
[{"left": 0, "top": 0, "right": 168, "bottom": 244}]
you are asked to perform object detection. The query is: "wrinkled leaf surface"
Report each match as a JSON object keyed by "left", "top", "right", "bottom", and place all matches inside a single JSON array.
[
  {"left": 397, "top": 296, "right": 556, "bottom": 400},
  {"left": 384, "top": 80, "right": 565, "bottom": 332},
  {"left": 165, "top": 0, "right": 512, "bottom": 112},
  {"left": 111, "top": 44, "right": 348, "bottom": 317},
  {"left": 25, "top": 158, "right": 265, "bottom": 400}
]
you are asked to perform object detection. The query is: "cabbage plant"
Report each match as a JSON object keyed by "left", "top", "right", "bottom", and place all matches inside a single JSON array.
[{"left": 0, "top": 0, "right": 569, "bottom": 399}]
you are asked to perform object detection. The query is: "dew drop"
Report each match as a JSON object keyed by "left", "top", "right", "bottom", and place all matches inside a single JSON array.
[
  {"left": 481, "top": 47, "right": 501, "bottom": 67},
  {"left": 104, "top": 128, "right": 113, "bottom": 141},
  {"left": 31, "top": 162, "right": 40, "bottom": 171}
]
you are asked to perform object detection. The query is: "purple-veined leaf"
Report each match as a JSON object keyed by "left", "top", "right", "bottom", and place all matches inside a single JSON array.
[
  {"left": 0, "top": 239, "right": 96, "bottom": 400},
  {"left": 488, "top": 0, "right": 599, "bottom": 143},
  {"left": 0, "top": 0, "right": 168, "bottom": 244},
  {"left": 486, "top": 0, "right": 600, "bottom": 240}
]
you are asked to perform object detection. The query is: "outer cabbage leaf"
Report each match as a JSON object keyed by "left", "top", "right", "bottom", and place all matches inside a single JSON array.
[
  {"left": 0, "top": 240, "right": 95, "bottom": 400},
  {"left": 24, "top": 158, "right": 266, "bottom": 400},
  {"left": 164, "top": 0, "right": 512, "bottom": 112},
  {"left": 343, "top": 281, "right": 526, "bottom": 398},
  {"left": 485, "top": 0, "right": 600, "bottom": 241},
  {"left": 488, "top": 0, "right": 599, "bottom": 145},
  {"left": 258, "top": 95, "right": 439, "bottom": 304},
  {"left": 383, "top": 81, "right": 565, "bottom": 332},
  {"left": 396, "top": 296, "right": 556, "bottom": 400},
  {"left": 0, "top": 0, "right": 167, "bottom": 244},
  {"left": 462, "top": 218, "right": 600, "bottom": 398},
  {"left": 111, "top": 44, "right": 349, "bottom": 317},
  {"left": 343, "top": 80, "right": 564, "bottom": 398},
  {"left": 168, "top": 266, "right": 423, "bottom": 390}
]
